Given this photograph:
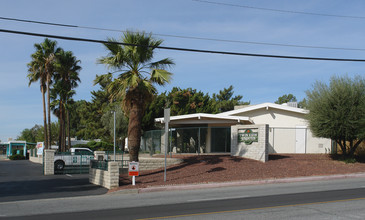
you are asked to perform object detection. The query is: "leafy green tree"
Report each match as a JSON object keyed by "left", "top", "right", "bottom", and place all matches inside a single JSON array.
[
  {"left": 17, "top": 123, "right": 59, "bottom": 143},
  {"left": 298, "top": 98, "right": 308, "bottom": 109},
  {"left": 75, "top": 99, "right": 109, "bottom": 140},
  {"left": 142, "top": 92, "right": 168, "bottom": 131},
  {"left": 212, "top": 85, "right": 249, "bottom": 113},
  {"left": 17, "top": 128, "right": 36, "bottom": 143},
  {"left": 98, "top": 31, "right": 174, "bottom": 161},
  {"left": 275, "top": 94, "right": 297, "bottom": 104},
  {"left": 168, "top": 87, "right": 214, "bottom": 115},
  {"left": 27, "top": 38, "right": 60, "bottom": 148},
  {"left": 101, "top": 105, "right": 128, "bottom": 150},
  {"left": 75, "top": 74, "right": 114, "bottom": 141},
  {"left": 306, "top": 75, "right": 365, "bottom": 157},
  {"left": 142, "top": 86, "right": 249, "bottom": 131}
]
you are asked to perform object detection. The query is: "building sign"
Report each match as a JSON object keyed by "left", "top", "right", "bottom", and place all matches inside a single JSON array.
[
  {"left": 36, "top": 142, "right": 44, "bottom": 155},
  {"left": 238, "top": 129, "right": 258, "bottom": 145}
]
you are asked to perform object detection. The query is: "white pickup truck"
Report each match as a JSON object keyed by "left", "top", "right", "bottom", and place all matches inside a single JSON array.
[{"left": 54, "top": 148, "right": 94, "bottom": 171}]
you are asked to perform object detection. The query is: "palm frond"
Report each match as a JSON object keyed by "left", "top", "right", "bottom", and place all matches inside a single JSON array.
[
  {"left": 148, "top": 58, "right": 175, "bottom": 69},
  {"left": 150, "top": 69, "right": 172, "bottom": 85}
]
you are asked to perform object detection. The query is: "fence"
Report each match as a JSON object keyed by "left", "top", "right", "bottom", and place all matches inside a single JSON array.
[
  {"left": 91, "top": 160, "right": 108, "bottom": 171},
  {"left": 141, "top": 127, "right": 231, "bottom": 154},
  {"left": 103, "top": 151, "right": 129, "bottom": 169}
]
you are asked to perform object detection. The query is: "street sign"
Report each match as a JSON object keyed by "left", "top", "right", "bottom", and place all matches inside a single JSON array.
[
  {"left": 164, "top": 108, "right": 170, "bottom": 123},
  {"left": 128, "top": 161, "right": 139, "bottom": 176}
]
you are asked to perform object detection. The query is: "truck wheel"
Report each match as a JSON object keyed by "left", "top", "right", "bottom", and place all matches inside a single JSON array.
[{"left": 55, "top": 160, "right": 65, "bottom": 171}]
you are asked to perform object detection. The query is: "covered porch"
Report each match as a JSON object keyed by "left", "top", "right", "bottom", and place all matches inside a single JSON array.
[{"left": 144, "top": 113, "right": 253, "bottom": 154}]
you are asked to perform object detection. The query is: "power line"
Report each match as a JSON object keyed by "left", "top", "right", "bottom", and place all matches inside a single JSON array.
[
  {"left": 193, "top": 0, "right": 365, "bottom": 19},
  {"left": 1, "top": 28, "right": 365, "bottom": 62},
  {"left": 1, "top": 16, "right": 365, "bottom": 52}
]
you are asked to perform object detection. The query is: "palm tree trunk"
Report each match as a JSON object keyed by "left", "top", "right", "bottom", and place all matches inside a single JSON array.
[
  {"left": 42, "top": 87, "right": 48, "bottom": 149},
  {"left": 128, "top": 99, "right": 142, "bottom": 162},
  {"left": 47, "top": 77, "right": 52, "bottom": 148},
  {"left": 62, "top": 110, "right": 66, "bottom": 151},
  {"left": 67, "top": 108, "right": 71, "bottom": 150},
  {"left": 58, "top": 100, "right": 63, "bottom": 152}
]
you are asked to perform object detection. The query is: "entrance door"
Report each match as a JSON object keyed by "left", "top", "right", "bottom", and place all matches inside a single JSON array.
[
  {"left": 210, "top": 128, "right": 231, "bottom": 153},
  {"left": 295, "top": 126, "right": 306, "bottom": 153}
]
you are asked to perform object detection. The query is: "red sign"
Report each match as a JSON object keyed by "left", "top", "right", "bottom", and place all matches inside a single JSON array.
[{"left": 128, "top": 162, "right": 139, "bottom": 176}]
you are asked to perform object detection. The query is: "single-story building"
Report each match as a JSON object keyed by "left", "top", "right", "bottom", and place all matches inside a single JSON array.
[
  {"left": 152, "top": 102, "right": 333, "bottom": 160},
  {"left": 0, "top": 141, "right": 36, "bottom": 158}
]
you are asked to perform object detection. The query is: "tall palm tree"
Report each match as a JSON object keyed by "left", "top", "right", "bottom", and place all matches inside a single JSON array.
[
  {"left": 27, "top": 38, "right": 59, "bottom": 149},
  {"left": 98, "top": 31, "right": 174, "bottom": 162},
  {"left": 27, "top": 56, "right": 48, "bottom": 147},
  {"left": 53, "top": 49, "right": 81, "bottom": 151}
]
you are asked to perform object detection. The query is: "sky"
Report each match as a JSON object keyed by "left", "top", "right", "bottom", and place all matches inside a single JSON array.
[{"left": 1, "top": 0, "right": 365, "bottom": 142}]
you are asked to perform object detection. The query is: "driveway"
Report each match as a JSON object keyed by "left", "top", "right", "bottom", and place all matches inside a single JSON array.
[{"left": 0, "top": 160, "right": 108, "bottom": 202}]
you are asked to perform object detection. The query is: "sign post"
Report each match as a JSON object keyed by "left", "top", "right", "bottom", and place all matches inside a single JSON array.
[
  {"left": 128, "top": 161, "right": 139, "bottom": 186},
  {"left": 164, "top": 108, "right": 170, "bottom": 182}
]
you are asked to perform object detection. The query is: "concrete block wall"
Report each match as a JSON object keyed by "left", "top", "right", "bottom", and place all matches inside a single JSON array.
[
  {"left": 231, "top": 124, "right": 269, "bottom": 162},
  {"left": 89, "top": 161, "right": 119, "bottom": 189},
  {"left": 95, "top": 151, "right": 183, "bottom": 171},
  {"left": 29, "top": 155, "right": 43, "bottom": 164},
  {"left": 29, "top": 148, "right": 43, "bottom": 164},
  {"left": 43, "top": 149, "right": 55, "bottom": 175},
  {"left": 138, "top": 158, "right": 183, "bottom": 171}
]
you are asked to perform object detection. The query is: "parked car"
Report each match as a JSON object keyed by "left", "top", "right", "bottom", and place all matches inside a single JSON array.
[{"left": 54, "top": 148, "right": 94, "bottom": 171}]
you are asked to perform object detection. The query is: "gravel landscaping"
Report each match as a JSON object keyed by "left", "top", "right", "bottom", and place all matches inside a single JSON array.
[{"left": 116, "top": 154, "right": 365, "bottom": 190}]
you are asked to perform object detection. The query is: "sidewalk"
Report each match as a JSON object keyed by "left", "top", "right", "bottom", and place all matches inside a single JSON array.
[{"left": 113, "top": 172, "right": 365, "bottom": 194}]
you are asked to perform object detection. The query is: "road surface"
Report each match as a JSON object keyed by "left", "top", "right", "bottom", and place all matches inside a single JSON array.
[{"left": 1, "top": 175, "right": 365, "bottom": 219}]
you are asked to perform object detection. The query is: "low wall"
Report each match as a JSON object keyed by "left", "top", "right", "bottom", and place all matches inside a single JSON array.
[
  {"left": 118, "top": 157, "right": 183, "bottom": 173},
  {"left": 139, "top": 158, "right": 183, "bottom": 170},
  {"left": 89, "top": 161, "right": 119, "bottom": 189},
  {"left": 95, "top": 151, "right": 183, "bottom": 171},
  {"left": 231, "top": 124, "right": 269, "bottom": 162},
  {"left": 29, "top": 149, "right": 43, "bottom": 164},
  {"left": 29, "top": 155, "right": 43, "bottom": 164}
]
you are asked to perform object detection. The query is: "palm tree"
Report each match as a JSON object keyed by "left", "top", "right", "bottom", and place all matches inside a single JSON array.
[
  {"left": 53, "top": 49, "right": 81, "bottom": 151},
  {"left": 27, "top": 38, "right": 59, "bottom": 149},
  {"left": 98, "top": 31, "right": 174, "bottom": 161},
  {"left": 27, "top": 55, "right": 48, "bottom": 148}
]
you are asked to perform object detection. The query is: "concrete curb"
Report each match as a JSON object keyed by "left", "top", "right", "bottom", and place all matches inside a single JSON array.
[{"left": 112, "top": 172, "right": 365, "bottom": 194}]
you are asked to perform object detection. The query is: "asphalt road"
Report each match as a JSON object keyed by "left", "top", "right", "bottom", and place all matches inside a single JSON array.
[
  {"left": 1, "top": 176, "right": 365, "bottom": 219},
  {"left": 6, "top": 187, "right": 365, "bottom": 219},
  {"left": 0, "top": 160, "right": 108, "bottom": 202}
]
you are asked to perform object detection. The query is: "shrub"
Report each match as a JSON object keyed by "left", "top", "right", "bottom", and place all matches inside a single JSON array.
[
  {"left": 9, "top": 154, "right": 26, "bottom": 160},
  {"left": 306, "top": 75, "right": 365, "bottom": 157}
]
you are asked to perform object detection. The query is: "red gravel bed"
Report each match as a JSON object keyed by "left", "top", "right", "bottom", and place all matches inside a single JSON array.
[{"left": 115, "top": 154, "right": 365, "bottom": 190}]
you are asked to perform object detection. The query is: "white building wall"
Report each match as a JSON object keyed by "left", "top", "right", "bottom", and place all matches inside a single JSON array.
[
  {"left": 306, "top": 129, "right": 332, "bottom": 153},
  {"left": 230, "top": 108, "right": 331, "bottom": 154},
  {"left": 269, "top": 128, "right": 296, "bottom": 153}
]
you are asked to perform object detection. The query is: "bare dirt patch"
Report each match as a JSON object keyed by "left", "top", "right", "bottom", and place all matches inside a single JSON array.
[{"left": 115, "top": 154, "right": 365, "bottom": 190}]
